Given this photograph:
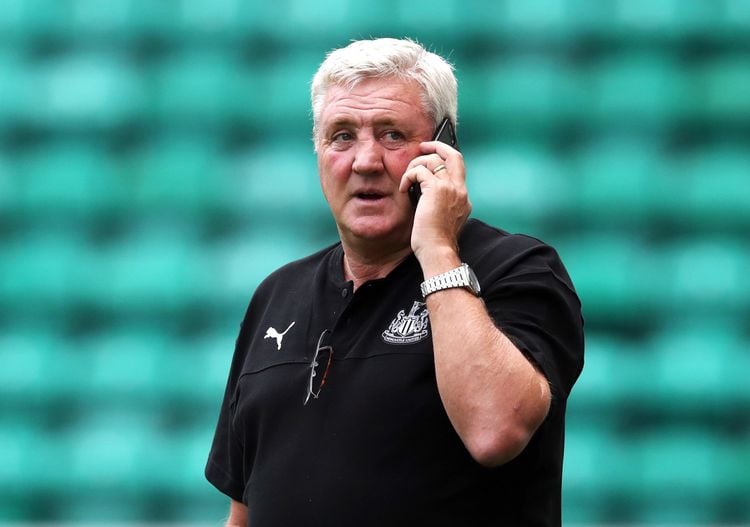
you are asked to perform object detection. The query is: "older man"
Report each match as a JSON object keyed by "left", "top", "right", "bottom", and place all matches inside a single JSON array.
[{"left": 206, "top": 38, "right": 584, "bottom": 526}]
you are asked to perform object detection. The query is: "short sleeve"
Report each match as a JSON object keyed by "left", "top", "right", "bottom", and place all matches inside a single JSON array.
[
  {"left": 205, "top": 320, "right": 253, "bottom": 503},
  {"left": 205, "top": 380, "right": 245, "bottom": 502},
  {"left": 480, "top": 238, "right": 584, "bottom": 403}
]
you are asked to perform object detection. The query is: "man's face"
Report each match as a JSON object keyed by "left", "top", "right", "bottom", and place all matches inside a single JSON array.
[{"left": 315, "top": 77, "right": 434, "bottom": 251}]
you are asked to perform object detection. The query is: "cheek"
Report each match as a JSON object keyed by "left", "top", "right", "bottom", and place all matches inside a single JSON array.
[
  {"left": 320, "top": 152, "right": 353, "bottom": 182},
  {"left": 318, "top": 153, "right": 352, "bottom": 202},
  {"left": 385, "top": 150, "right": 419, "bottom": 181}
]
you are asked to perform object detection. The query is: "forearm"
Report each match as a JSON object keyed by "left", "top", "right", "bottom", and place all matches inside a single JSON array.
[
  {"left": 407, "top": 142, "right": 551, "bottom": 466},
  {"left": 423, "top": 255, "right": 551, "bottom": 466}
]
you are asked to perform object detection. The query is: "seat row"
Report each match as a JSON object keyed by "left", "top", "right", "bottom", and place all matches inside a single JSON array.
[
  {"left": 2, "top": 410, "right": 748, "bottom": 523},
  {"left": 2, "top": 139, "right": 748, "bottom": 231},
  {"left": 0, "top": 413, "right": 224, "bottom": 522},
  {"left": 0, "top": 326, "right": 233, "bottom": 410},
  {"left": 1, "top": 224, "right": 748, "bottom": 319},
  {"left": 570, "top": 328, "right": 750, "bottom": 413},
  {"left": 1, "top": 49, "right": 748, "bottom": 131},
  {"left": 563, "top": 424, "right": 750, "bottom": 524},
  {"left": 1, "top": 0, "right": 748, "bottom": 45},
  {"left": 1, "top": 227, "right": 748, "bottom": 322},
  {"left": 2, "top": 320, "right": 748, "bottom": 414}
]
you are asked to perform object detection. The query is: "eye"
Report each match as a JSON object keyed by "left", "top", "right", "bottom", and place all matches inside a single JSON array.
[
  {"left": 382, "top": 130, "right": 406, "bottom": 146},
  {"left": 331, "top": 131, "right": 354, "bottom": 143}
]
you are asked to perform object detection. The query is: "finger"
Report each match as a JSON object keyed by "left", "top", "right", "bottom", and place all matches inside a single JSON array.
[
  {"left": 419, "top": 140, "right": 461, "bottom": 159},
  {"left": 406, "top": 153, "right": 444, "bottom": 172},
  {"left": 399, "top": 164, "right": 434, "bottom": 193},
  {"left": 420, "top": 141, "right": 465, "bottom": 181}
]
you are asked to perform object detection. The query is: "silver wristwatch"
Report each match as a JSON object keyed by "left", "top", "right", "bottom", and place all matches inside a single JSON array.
[{"left": 420, "top": 263, "right": 481, "bottom": 299}]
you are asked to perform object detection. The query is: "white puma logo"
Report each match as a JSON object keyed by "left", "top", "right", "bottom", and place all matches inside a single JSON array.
[{"left": 264, "top": 322, "right": 295, "bottom": 351}]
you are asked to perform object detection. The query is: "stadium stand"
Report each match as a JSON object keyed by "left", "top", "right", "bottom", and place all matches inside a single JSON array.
[{"left": 0, "top": 0, "right": 748, "bottom": 524}]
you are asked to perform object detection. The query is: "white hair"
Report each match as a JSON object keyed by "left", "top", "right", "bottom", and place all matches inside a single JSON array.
[{"left": 310, "top": 38, "right": 457, "bottom": 143}]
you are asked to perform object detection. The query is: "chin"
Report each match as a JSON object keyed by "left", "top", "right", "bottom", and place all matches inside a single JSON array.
[{"left": 343, "top": 216, "right": 412, "bottom": 245}]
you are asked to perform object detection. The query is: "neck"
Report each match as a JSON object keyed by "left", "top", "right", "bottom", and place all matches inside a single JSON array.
[{"left": 342, "top": 244, "right": 412, "bottom": 291}]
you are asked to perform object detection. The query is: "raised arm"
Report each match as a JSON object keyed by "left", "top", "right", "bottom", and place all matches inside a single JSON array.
[{"left": 402, "top": 141, "right": 552, "bottom": 466}]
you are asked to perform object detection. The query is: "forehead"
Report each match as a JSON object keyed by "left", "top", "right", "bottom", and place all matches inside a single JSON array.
[{"left": 319, "top": 77, "right": 428, "bottom": 126}]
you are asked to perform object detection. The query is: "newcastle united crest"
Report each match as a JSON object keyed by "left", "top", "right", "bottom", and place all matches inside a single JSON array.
[{"left": 382, "top": 301, "right": 430, "bottom": 345}]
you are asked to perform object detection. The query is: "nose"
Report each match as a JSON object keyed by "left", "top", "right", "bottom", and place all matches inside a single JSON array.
[{"left": 351, "top": 138, "right": 385, "bottom": 176}]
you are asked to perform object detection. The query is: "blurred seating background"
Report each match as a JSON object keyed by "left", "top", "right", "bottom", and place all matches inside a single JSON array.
[{"left": 1, "top": 0, "right": 749, "bottom": 524}]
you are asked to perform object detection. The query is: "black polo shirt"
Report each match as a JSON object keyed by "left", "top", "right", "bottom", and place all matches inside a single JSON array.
[{"left": 206, "top": 218, "right": 584, "bottom": 526}]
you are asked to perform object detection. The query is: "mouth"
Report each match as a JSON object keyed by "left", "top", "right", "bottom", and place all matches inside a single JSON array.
[{"left": 354, "top": 191, "right": 387, "bottom": 201}]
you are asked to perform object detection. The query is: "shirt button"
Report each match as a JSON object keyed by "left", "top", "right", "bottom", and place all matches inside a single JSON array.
[{"left": 341, "top": 288, "right": 349, "bottom": 298}]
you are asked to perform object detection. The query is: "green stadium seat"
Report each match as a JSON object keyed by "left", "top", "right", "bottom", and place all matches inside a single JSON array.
[
  {"left": 19, "top": 0, "right": 144, "bottom": 44},
  {"left": 563, "top": 424, "right": 641, "bottom": 508},
  {"left": 568, "top": 333, "right": 656, "bottom": 410},
  {"left": 0, "top": 421, "right": 44, "bottom": 495},
  {"left": 721, "top": 0, "right": 750, "bottom": 39},
  {"left": 634, "top": 430, "right": 729, "bottom": 523},
  {"left": 0, "top": 0, "right": 23, "bottom": 40},
  {"left": 608, "top": 0, "right": 723, "bottom": 40},
  {"left": 15, "top": 141, "right": 125, "bottom": 217},
  {"left": 129, "top": 0, "right": 270, "bottom": 44},
  {"left": 55, "top": 498, "right": 147, "bottom": 524},
  {"left": 725, "top": 440, "right": 750, "bottom": 517},
  {"left": 81, "top": 329, "right": 166, "bottom": 407},
  {"left": 159, "top": 331, "right": 234, "bottom": 407},
  {"left": 150, "top": 50, "right": 250, "bottom": 126},
  {"left": 468, "top": 144, "right": 572, "bottom": 233},
  {"left": 659, "top": 238, "right": 750, "bottom": 315},
  {"left": 163, "top": 0, "right": 246, "bottom": 41},
  {"left": 588, "top": 53, "right": 694, "bottom": 128},
  {"left": 55, "top": 412, "right": 163, "bottom": 520},
  {"left": 568, "top": 138, "right": 670, "bottom": 225},
  {"left": 463, "top": 58, "right": 581, "bottom": 132},
  {"left": 0, "top": 153, "right": 14, "bottom": 213},
  {"left": 152, "top": 427, "right": 215, "bottom": 497},
  {"left": 223, "top": 143, "right": 325, "bottom": 221},
  {"left": 146, "top": 425, "right": 227, "bottom": 519},
  {"left": 27, "top": 53, "right": 144, "bottom": 129},
  {"left": 674, "top": 145, "right": 750, "bottom": 228},
  {"left": 239, "top": 0, "right": 396, "bottom": 42},
  {"left": 131, "top": 133, "right": 228, "bottom": 213},
  {"left": 556, "top": 234, "right": 668, "bottom": 324},
  {"left": 0, "top": 328, "right": 100, "bottom": 410},
  {"left": 501, "top": 0, "right": 580, "bottom": 43},
  {"left": 210, "top": 227, "right": 326, "bottom": 310},
  {"left": 0, "top": 231, "right": 93, "bottom": 317},
  {"left": 453, "top": 0, "right": 578, "bottom": 43},
  {"left": 700, "top": 55, "right": 750, "bottom": 122},
  {"left": 0, "top": 0, "right": 69, "bottom": 42},
  {"left": 649, "top": 322, "right": 750, "bottom": 411},
  {"left": 98, "top": 229, "right": 213, "bottom": 313},
  {"left": 396, "top": 0, "right": 462, "bottom": 34},
  {"left": 669, "top": 0, "right": 725, "bottom": 39},
  {"left": 66, "top": 411, "right": 163, "bottom": 489},
  {"left": 0, "top": 51, "right": 31, "bottom": 128},
  {"left": 0, "top": 331, "right": 47, "bottom": 405},
  {"left": 561, "top": 0, "right": 619, "bottom": 40},
  {"left": 243, "top": 55, "right": 321, "bottom": 131}
]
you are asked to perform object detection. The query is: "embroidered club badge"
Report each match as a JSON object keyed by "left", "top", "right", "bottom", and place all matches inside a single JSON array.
[{"left": 382, "top": 301, "right": 430, "bottom": 345}]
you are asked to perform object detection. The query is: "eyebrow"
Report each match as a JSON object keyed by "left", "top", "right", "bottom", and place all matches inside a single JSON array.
[
  {"left": 324, "top": 116, "right": 357, "bottom": 130},
  {"left": 324, "top": 116, "right": 402, "bottom": 131}
]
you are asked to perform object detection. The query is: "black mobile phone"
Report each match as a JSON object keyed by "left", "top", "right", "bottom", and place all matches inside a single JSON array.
[{"left": 408, "top": 118, "right": 460, "bottom": 207}]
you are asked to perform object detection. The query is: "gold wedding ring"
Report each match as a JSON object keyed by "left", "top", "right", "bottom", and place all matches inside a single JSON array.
[{"left": 433, "top": 164, "right": 447, "bottom": 174}]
